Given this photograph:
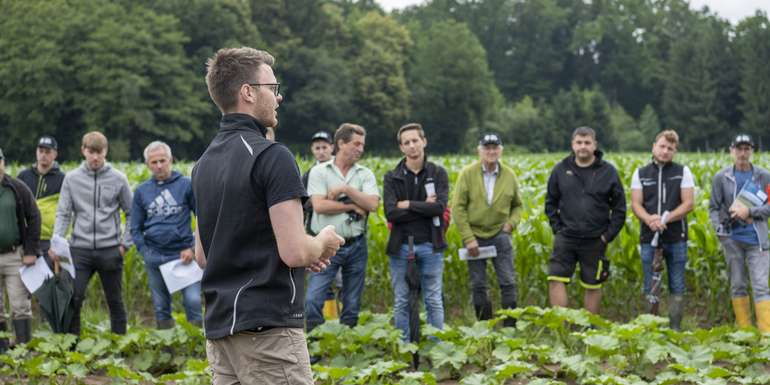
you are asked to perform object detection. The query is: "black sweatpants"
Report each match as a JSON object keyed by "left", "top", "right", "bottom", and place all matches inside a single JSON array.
[{"left": 69, "top": 246, "right": 126, "bottom": 335}]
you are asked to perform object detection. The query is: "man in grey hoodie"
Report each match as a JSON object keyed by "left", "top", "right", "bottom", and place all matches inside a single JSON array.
[{"left": 50, "top": 131, "right": 133, "bottom": 335}]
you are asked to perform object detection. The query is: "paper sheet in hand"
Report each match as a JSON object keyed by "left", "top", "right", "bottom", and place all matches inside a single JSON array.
[
  {"left": 458, "top": 245, "right": 497, "bottom": 261},
  {"left": 19, "top": 256, "right": 54, "bottom": 293},
  {"left": 50, "top": 234, "right": 76, "bottom": 278},
  {"left": 160, "top": 259, "right": 203, "bottom": 294},
  {"left": 731, "top": 181, "right": 768, "bottom": 211}
]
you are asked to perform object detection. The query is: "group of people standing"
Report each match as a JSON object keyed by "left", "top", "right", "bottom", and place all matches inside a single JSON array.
[
  {"left": 0, "top": 132, "right": 203, "bottom": 352},
  {"left": 0, "top": 46, "right": 768, "bottom": 385}
]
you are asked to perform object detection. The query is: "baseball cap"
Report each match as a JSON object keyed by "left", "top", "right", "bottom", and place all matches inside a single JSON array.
[
  {"left": 37, "top": 136, "right": 58, "bottom": 150},
  {"left": 311, "top": 131, "right": 333, "bottom": 144},
  {"left": 479, "top": 133, "right": 502, "bottom": 146},
  {"left": 731, "top": 134, "right": 754, "bottom": 148}
]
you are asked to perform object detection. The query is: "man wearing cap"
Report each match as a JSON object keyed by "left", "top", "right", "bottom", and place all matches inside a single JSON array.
[
  {"left": 630, "top": 129, "right": 694, "bottom": 330},
  {"left": 709, "top": 134, "right": 770, "bottom": 333},
  {"left": 452, "top": 133, "right": 522, "bottom": 325},
  {"left": 302, "top": 130, "right": 340, "bottom": 319},
  {"left": 17, "top": 136, "right": 65, "bottom": 255},
  {"left": 0, "top": 147, "right": 40, "bottom": 351},
  {"left": 545, "top": 127, "right": 626, "bottom": 315},
  {"left": 305, "top": 123, "right": 380, "bottom": 333},
  {"left": 50, "top": 131, "right": 133, "bottom": 336}
]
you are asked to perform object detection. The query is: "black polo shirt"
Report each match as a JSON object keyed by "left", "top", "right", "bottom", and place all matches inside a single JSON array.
[{"left": 192, "top": 113, "right": 307, "bottom": 339}]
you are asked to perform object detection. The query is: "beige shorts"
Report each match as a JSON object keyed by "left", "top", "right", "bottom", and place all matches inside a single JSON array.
[{"left": 206, "top": 327, "right": 313, "bottom": 385}]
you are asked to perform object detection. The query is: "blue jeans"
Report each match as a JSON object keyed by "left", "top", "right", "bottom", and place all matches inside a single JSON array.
[
  {"left": 142, "top": 247, "right": 203, "bottom": 322},
  {"left": 640, "top": 241, "right": 687, "bottom": 296},
  {"left": 389, "top": 242, "right": 444, "bottom": 341},
  {"left": 305, "top": 236, "right": 368, "bottom": 331}
]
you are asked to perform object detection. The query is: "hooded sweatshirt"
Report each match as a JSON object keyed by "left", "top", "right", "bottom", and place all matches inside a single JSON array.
[
  {"left": 54, "top": 162, "right": 133, "bottom": 250},
  {"left": 130, "top": 171, "right": 195, "bottom": 255}
]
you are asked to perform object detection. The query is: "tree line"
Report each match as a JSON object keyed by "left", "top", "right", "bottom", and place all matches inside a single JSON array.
[{"left": 1, "top": 0, "right": 769, "bottom": 161}]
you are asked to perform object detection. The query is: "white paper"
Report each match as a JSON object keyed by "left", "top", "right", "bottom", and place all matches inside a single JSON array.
[
  {"left": 50, "top": 234, "right": 76, "bottom": 278},
  {"left": 424, "top": 182, "right": 440, "bottom": 227},
  {"left": 19, "top": 256, "right": 54, "bottom": 293},
  {"left": 458, "top": 245, "right": 498, "bottom": 261},
  {"left": 159, "top": 259, "right": 203, "bottom": 294}
]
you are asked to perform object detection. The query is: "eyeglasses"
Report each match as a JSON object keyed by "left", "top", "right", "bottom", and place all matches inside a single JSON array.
[{"left": 248, "top": 83, "right": 280, "bottom": 96}]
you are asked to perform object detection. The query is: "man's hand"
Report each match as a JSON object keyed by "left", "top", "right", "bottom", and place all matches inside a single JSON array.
[
  {"left": 180, "top": 248, "right": 194, "bottom": 264},
  {"left": 645, "top": 214, "right": 666, "bottom": 232},
  {"left": 730, "top": 204, "right": 751, "bottom": 222},
  {"left": 327, "top": 185, "right": 349, "bottom": 201},
  {"left": 316, "top": 224, "right": 345, "bottom": 260},
  {"left": 465, "top": 239, "right": 480, "bottom": 257},
  {"left": 396, "top": 200, "right": 410, "bottom": 209},
  {"left": 22, "top": 255, "right": 36, "bottom": 266},
  {"left": 426, "top": 195, "right": 437, "bottom": 203},
  {"left": 502, "top": 222, "right": 513, "bottom": 234},
  {"left": 119, "top": 245, "right": 127, "bottom": 257},
  {"left": 48, "top": 248, "right": 60, "bottom": 264}
]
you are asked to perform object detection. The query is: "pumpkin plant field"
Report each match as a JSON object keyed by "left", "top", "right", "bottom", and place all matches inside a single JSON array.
[{"left": 3, "top": 152, "right": 769, "bottom": 384}]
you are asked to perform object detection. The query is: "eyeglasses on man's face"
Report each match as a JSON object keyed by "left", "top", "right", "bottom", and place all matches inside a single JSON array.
[{"left": 248, "top": 83, "right": 280, "bottom": 96}]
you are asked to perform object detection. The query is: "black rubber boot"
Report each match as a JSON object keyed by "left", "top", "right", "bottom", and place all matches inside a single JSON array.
[
  {"left": 12, "top": 318, "right": 32, "bottom": 345},
  {"left": 474, "top": 301, "right": 493, "bottom": 321},
  {"left": 0, "top": 321, "right": 8, "bottom": 353},
  {"left": 669, "top": 295, "right": 684, "bottom": 331},
  {"left": 501, "top": 300, "right": 517, "bottom": 328}
]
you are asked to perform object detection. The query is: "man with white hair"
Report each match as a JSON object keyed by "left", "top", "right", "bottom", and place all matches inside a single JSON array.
[{"left": 130, "top": 141, "right": 201, "bottom": 329}]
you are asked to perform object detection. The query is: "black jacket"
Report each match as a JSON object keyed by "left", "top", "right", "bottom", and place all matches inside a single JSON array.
[
  {"left": 17, "top": 163, "right": 65, "bottom": 199},
  {"left": 383, "top": 157, "right": 449, "bottom": 255},
  {"left": 636, "top": 161, "right": 688, "bottom": 243},
  {"left": 545, "top": 151, "right": 626, "bottom": 241},
  {"left": 1, "top": 176, "right": 41, "bottom": 255},
  {"left": 192, "top": 113, "right": 307, "bottom": 339}
]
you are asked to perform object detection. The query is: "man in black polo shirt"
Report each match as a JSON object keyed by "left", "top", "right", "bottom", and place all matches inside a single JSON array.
[{"left": 192, "top": 47, "right": 344, "bottom": 385}]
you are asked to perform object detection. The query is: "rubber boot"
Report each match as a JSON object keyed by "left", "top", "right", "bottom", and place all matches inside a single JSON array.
[
  {"left": 668, "top": 295, "right": 684, "bottom": 331},
  {"left": 755, "top": 300, "right": 770, "bottom": 334},
  {"left": 501, "top": 299, "right": 517, "bottom": 328},
  {"left": 474, "top": 301, "right": 493, "bottom": 321},
  {"left": 731, "top": 296, "right": 753, "bottom": 328},
  {"left": 12, "top": 318, "right": 32, "bottom": 345},
  {"left": 0, "top": 321, "right": 8, "bottom": 353},
  {"left": 323, "top": 299, "right": 339, "bottom": 319},
  {"left": 157, "top": 319, "right": 175, "bottom": 330}
]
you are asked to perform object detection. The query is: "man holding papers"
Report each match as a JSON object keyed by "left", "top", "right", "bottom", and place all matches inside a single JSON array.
[
  {"left": 130, "top": 141, "right": 201, "bottom": 329},
  {"left": 452, "top": 133, "right": 522, "bottom": 326},
  {"left": 0, "top": 147, "right": 40, "bottom": 351},
  {"left": 709, "top": 134, "right": 770, "bottom": 333},
  {"left": 384, "top": 123, "right": 449, "bottom": 339}
]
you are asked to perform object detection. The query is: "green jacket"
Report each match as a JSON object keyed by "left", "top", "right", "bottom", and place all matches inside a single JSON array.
[{"left": 452, "top": 161, "right": 522, "bottom": 243}]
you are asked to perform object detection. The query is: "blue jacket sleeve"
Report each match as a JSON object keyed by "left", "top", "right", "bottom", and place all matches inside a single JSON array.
[{"left": 130, "top": 187, "right": 147, "bottom": 254}]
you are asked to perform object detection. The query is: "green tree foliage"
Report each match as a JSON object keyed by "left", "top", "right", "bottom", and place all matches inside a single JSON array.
[
  {"left": 350, "top": 12, "right": 412, "bottom": 148},
  {"left": 735, "top": 12, "right": 770, "bottom": 149},
  {"left": 408, "top": 20, "right": 501, "bottom": 153}
]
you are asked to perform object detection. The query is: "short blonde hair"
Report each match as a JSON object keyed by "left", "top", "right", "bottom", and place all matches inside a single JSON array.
[
  {"left": 655, "top": 129, "right": 679, "bottom": 146},
  {"left": 82, "top": 131, "right": 108, "bottom": 152}
]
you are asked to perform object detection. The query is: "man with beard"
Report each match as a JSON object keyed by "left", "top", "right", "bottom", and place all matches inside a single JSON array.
[
  {"left": 50, "top": 131, "right": 133, "bottom": 335},
  {"left": 304, "top": 123, "right": 380, "bottom": 333},
  {"left": 630, "top": 130, "right": 694, "bottom": 330},
  {"left": 545, "top": 126, "right": 626, "bottom": 314}
]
